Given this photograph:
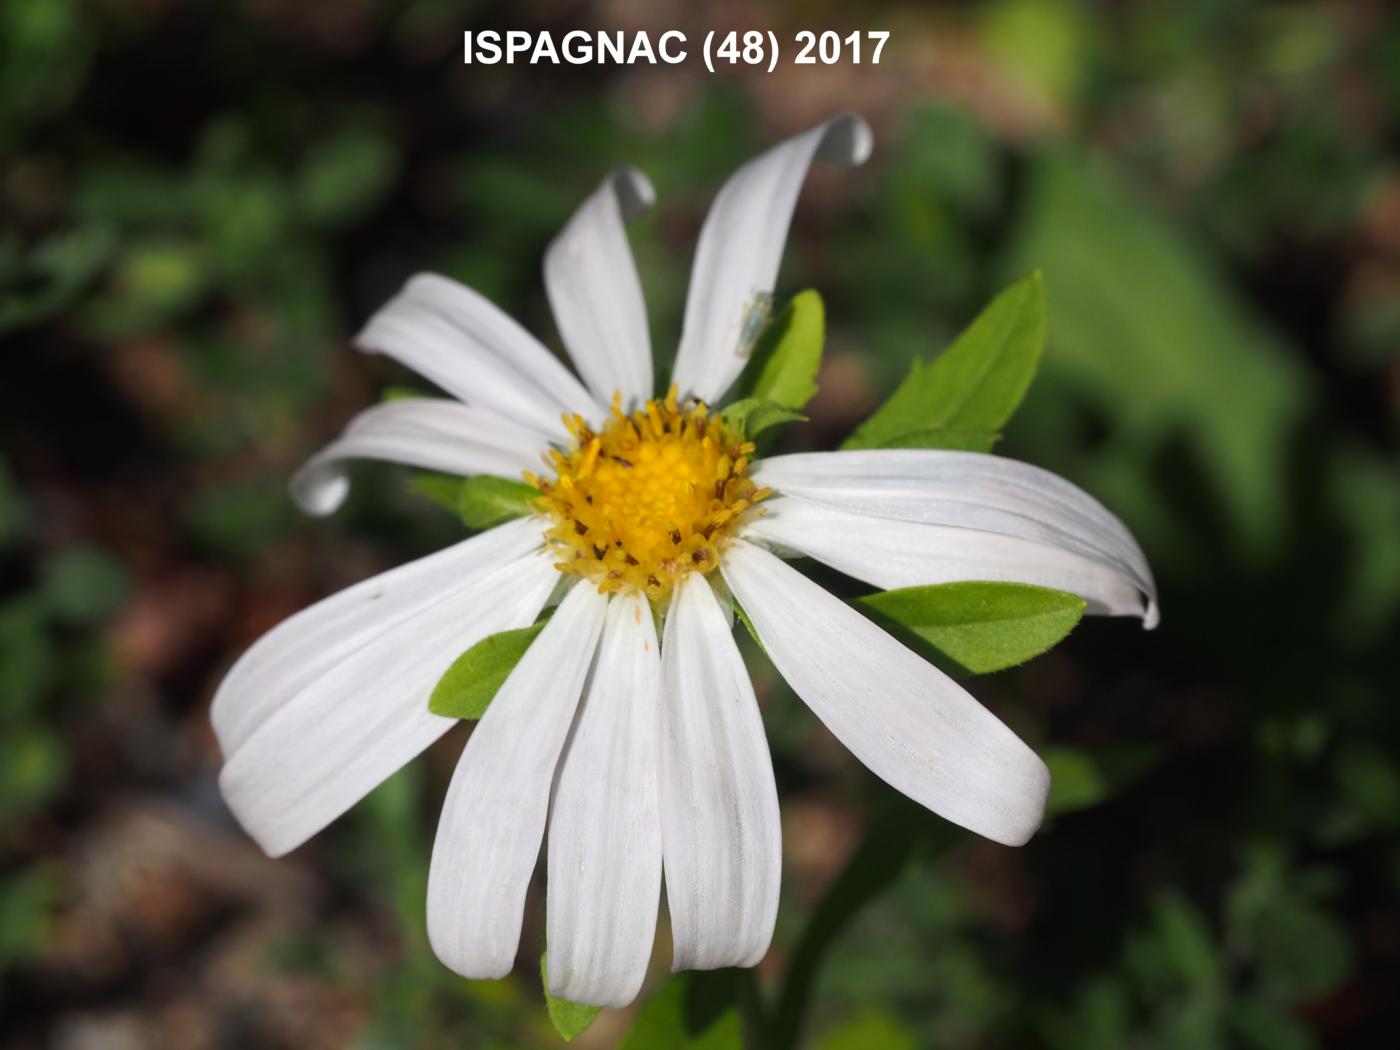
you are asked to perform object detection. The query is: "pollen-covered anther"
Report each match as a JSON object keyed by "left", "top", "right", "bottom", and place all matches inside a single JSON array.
[{"left": 528, "top": 387, "right": 768, "bottom": 601}]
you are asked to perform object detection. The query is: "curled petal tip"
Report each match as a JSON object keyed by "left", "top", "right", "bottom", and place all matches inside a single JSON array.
[
  {"left": 610, "top": 165, "right": 656, "bottom": 218},
  {"left": 288, "top": 467, "right": 347, "bottom": 518},
  {"left": 822, "top": 113, "right": 874, "bottom": 166}
]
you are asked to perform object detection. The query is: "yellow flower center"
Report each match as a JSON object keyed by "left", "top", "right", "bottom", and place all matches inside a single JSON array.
[{"left": 527, "top": 387, "right": 769, "bottom": 601}]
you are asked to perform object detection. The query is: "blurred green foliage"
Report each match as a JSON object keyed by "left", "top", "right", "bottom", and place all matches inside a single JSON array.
[{"left": 2, "top": 0, "right": 1398, "bottom": 1047}]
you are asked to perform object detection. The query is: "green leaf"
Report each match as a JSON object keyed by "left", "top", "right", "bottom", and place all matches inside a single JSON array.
[
  {"left": 856, "top": 581, "right": 1084, "bottom": 676},
  {"left": 183, "top": 479, "right": 295, "bottom": 562},
  {"left": 1006, "top": 150, "right": 1309, "bottom": 554},
  {"left": 1042, "top": 745, "right": 1161, "bottom": 818},
  {"left": 406, "top": 472, "right": 463, "bottom": 515},
  {"left": 844, "top": 271, "right": 1045, "bottom": 450},
  {"left": 0, "top": 603, "right": 51, "bottom": 721},
  {"left": 719, "top": 398, "right": 807, "bottom": 441},
  {"left": 297, "top": 127, "right": 399, "bottom": 227},
  {"left": 872, "top": 427, "right": 1001, "bottom": 453},
  {"left": 428, "top": 621, "right": 547, "bottom": 720},
  {"left": 1042, "top": 748, "right": 1110, "bottom": 818},
  {"left": 0, "top": 457, "right": 31, "bottom": 548},
  {"left": 978, "top": 0, "right": 1091, "bottom": 108},
  {"left": 620, "top": 971, "right": 743, "bottom": 1050},
  {"left": 815, "top": 1013, "right": 919, "bottom": 1050},
  {"left": 0, "top": 225, "right": 116, "bottom": 335},
  {"left": 77, "top": 237, "right": 207, "bottom": 336},
  {"left": 381, "top": 385, "right": 433, "bottom": 402},
  {"left": 1227, "top": 850, "right": 1355, "bottom": 1005},
  {"left": 406, "top": 471, "right": 538, "bottom": 527},
  {"left": 37, "top": 547, "right": 129, "bottom": 627},
  {"left": 0, "top": 724, "right": 69, "bottom": 824},
  {"left": 732, "top": 599, "right": 766, "bottom": 655},
  {"left": 540, "top": 951, "right": 602, "bottom": 1042},
  {"left": 1251, "top": 895, "right": 1354, "bottom": 1001},
  {"left": 1227, "top": 1002, "right": 1312, "bottom": 1050},
  {"left": 456, "top": 474, "right": 538, "bottom": 529},
  {"left": 733, "top": 289, "right": 825, "bottom": 409},
  {"left": 0, "top": 867, "right": 59, "bottom": 969},
  {"left": 1151, "top": 890, "right": 1223, "bottom": 988}
]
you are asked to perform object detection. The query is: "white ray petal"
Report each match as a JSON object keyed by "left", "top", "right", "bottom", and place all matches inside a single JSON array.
[
  {"left": 754, "top": 449, "right": 1158, "bottom": 627},
  {"left": 723, "top": 540, "right": 1051, "bottom": 847},
  {"left": 289, "top": 398, "right": 550, "bottom": 516},
  {"left": 211, "top": 516, "right": 547, "bottom": 757},
  {"left": 427, "top": 582, "right": 607, "bottom": 979},
  {"left": 545, "top": 167, "right": 655, "bottom": 409},
  {"left": 744, "top": 497, "right": 1145, "bottom": 620},
  {"left": 356, "top": 273, "right": 603, "bottom": 437},
  {"left": 545, "top": 591, "right": 663, "bottom": 1007},
  {"left": 659, "top": 572, "right": 781, "bottom": 971},
  {"left": 671, "top": 115, "right": 871, "bottom": 405},
  {"left": 218, "top": 545, "right": 559, "bottom": 858}
]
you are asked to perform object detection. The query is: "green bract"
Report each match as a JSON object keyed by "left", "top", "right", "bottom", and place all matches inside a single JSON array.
[{"left": 844, "top": 270, "right": 1045, "bottom": 452}]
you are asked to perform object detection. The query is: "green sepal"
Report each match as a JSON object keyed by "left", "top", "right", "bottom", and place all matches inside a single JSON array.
[{"left": 856, "top": 580, "right": 1084, "bottom": 677}]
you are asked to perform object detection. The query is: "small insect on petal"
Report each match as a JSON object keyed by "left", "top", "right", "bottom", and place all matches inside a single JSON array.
[{"left": 738, "top": 291, "right": 775, "bottom": 359}]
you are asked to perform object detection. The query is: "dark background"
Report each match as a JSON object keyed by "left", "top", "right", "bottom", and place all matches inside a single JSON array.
[{"left": 2, "top": 1, "right": 1399, "bottom": 1047}]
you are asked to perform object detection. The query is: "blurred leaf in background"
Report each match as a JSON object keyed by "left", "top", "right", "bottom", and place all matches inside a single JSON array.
[{"left": 1006, "top": 148, "right": 1310, "bottom": 561}]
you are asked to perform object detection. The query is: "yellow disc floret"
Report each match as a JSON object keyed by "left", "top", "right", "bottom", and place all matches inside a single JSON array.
[{"left": 527, "top": 387, "right": 770, "bottom": 601}]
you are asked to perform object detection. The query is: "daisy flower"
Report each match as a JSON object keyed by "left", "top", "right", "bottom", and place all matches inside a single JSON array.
[{"left": 212, "top": 115, "right": 1158, "bottom": 1008}]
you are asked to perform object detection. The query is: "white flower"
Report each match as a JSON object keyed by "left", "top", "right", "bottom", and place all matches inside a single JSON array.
[{"left": 212, "top": 115, "right": 1158, "bottom": 1008}]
